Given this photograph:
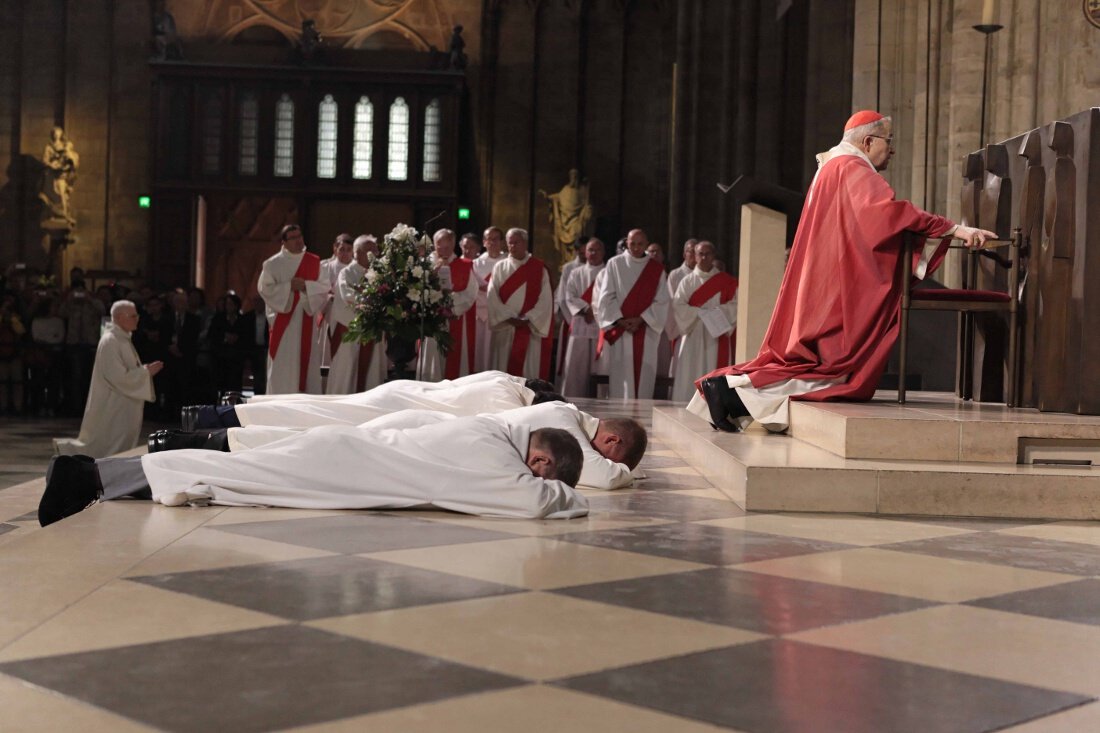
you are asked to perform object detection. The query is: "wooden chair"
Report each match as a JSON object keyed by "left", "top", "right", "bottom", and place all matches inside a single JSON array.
[{"left": 897, "top": 227, "right": 1022, "bottom": 406}]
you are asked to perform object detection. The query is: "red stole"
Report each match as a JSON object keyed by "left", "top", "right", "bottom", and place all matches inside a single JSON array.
[
  {"left": 498, "top": 257, "right": 546, "bottom": 377},
  {"left": 328, "top": 322, "right": 375, "bottom": 392},
  {"left": 597, "top": 257, "right": 664, "bottom": 397},
  {"left": 269, "top": 252, "right": 321, "bottom": 392},
  {"left": 687, "top": 271, "right": 739, "bottom": 368},
  {"left": 444, "top": 258, "right": 477, "bottom": 379}
]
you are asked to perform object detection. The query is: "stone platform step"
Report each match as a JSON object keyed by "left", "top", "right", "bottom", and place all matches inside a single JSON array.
[
  {"left": 788, "top": 391, "right": 1100, "bottom": 463},
  {"left": 652, "top": 405, "right": 1100, "bottom": 520}
]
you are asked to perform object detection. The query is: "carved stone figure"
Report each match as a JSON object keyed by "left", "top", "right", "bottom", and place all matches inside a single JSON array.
[
  {"left": 448, "top": 25, "right": 467, "bottom": 70},
  {"left": 153, "top": 11, "right": 184, "bottom": 60},
  {"left": 298, "top": 19, "right": 323, "bottom": 64},
  {"left": 1038, "top": 121, "right": 1077, "bottom": 413},
  {"left": 39, "top": 127, "right": 79, "bottom": 229},
  {"left": 1017, "top": 129, "right": 1045, "bottom": 406},
  {"left": 539, "top": 169, "right": 593, "bottom": 267}
]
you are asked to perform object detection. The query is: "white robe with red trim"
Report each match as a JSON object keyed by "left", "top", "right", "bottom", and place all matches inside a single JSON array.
[
  {"left": 258, "top": 247, "right": 327, "bottom": 395},
  {"left": 419, "top": 253, "right": 479, "bottom": 382},
  {"left": 671, "top": 267, "right": 738, "bottom": 403},
  {"left": 559, "top": 262, "right": 607, "bottom": 397},
  {"left": 473, "top": 251, "right": 507, "bottom": 373},
  {"left": 593, "top": 254, "right": 669, "bottom": 399},
  {"left": 487, "top": 254, "right": 552, "bottom": 379},
  {"left": 326, "top": 262, "right": 387, "bottom": 395}
]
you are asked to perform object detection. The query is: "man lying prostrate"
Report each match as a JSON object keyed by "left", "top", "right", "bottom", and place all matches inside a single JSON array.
[
  {"left": 38, "top": 418, "right": 587, "bottom": 527},
  {"left": 182, "top": 372, "right": 554, "bottom": 432},
  {"left": 243, "top": 370, "right": 544, "bottom": 403},
  {"left": 211, "top": 402, "right": 644, "bottom": 491}
]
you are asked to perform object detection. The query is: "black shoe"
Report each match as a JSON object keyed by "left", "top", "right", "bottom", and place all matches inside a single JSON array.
[
  {"left": 525, "top": 378, "right": 556, "bottom": 393},
  {"left": 700, "top": 377, "right": 742, "bottom": 433},
  {"left": 148, "top": 429, "right": 227, "bottom": 453},
  {"left": 180, "top": 405, "right": 201, "bottom": 431},
  {"left": 39, "top": 455, "right": 101, "bottom": 527}
]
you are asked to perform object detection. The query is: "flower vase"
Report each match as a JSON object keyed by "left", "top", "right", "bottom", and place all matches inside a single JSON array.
[{"left": 385, "top": 336, "right": 417, "bottom": 381}]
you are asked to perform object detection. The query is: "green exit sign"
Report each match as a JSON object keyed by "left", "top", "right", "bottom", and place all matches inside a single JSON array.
[
  {"left": 138, "top": 196, "right": 151, "bottom": 209},
  {"left": 457, "top": 207, "right": 471, "bottom": 220}
]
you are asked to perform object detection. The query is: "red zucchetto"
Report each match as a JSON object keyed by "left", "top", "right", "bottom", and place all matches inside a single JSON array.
[{"left": 844, "top": 110, "right": 885, "bottom": 131}]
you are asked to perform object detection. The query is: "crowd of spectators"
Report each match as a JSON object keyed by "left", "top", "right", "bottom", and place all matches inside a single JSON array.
[{"left": 0, "top": 264, "right": 269, "bottom": 419}]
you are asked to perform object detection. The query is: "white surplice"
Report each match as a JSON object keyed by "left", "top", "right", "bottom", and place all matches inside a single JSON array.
[
  {"left": 314, "top": 256, "right": 342, "bottom": 370},
  {"left": 559, "top": 262, "right": 606, "bottom": 397},
  {"left": 326, "top": 262, "right": 387, "bottom": 395},
  {"left": 671, "top": 267, "right": 738, "bottom": 403},
  {"left": 419, "top": 253, "right": 479, "bottom": 382},
  {"left": 472, "top": 251, "right": 506, "bottom": 373},
  {"left": 232, "top": 372, "right": 534, "bottom": 429},
  {"left": 554, "top": 257, "right": 584, "bottom": 384},
  {"left": 487, "top": 254, "right": 553, "bottom": 379},
  {"left": 666, "top": 262, "right": 693, "bottom": 378},
  {"left": 246, "top": 370, "right": 525, "bottom": 403},
  {"left": 54, "top": 323, "right": 154, "bottom": 458},
  {"left": 227, "top": 401, "right": 633, "bottom": 492},
  {"left": 142, "top": 415, "right": 588, "bottom": 519},
  {"left": 593, "top": 253, "right": 670, "bottom": 399},
  {"left": 258, "top": 247, "right": 328, "bottom": 394}
]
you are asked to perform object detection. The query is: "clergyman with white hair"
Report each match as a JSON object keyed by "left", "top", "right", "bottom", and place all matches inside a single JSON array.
[
  {"left": 487, "top": 227, "right": 553, "bottom": 379},
  {"left": 54, "top": 300, "right": 164, "bottom": 458}
]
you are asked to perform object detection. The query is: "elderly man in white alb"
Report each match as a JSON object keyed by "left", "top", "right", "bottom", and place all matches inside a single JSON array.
[
  {"left": 559, "top": 237, "right": 607, "bottom": 397},
  {"left": 594, "top": 228, "right": 670, "bottom": 399},
  {"left": 38, "top": 416, "right": 588, "bottom": 527},
  {"left": 554, "top": 244, "right": 586, "bottom": 388},
  {"left": 327, "top": 235, "right": 385, "bottom": 394},
  {"left": 487, "top": 228, "right": 553, "bottom": 379},
  {"left": 258, "top": 224, "right": 328, "bottom": 394},
  {"left": 54, "top": 301, "right": 163, "bottom": 458},
  {"left": 670, "top": 241, "right": 738, "bottom": 402},
  {"left": 472, "top": 226, "right": 508, "bottom": 372},
  {"left": 665, "top": 238, "right": 697, "bottom": 379},
  {"left": 419, "top": 228, "right": 479, "bottom": 381}
]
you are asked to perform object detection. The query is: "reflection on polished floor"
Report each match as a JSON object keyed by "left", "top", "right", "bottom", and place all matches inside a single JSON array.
[{"left": 3, "top": 401, "right": 1100, "bottom": 732}]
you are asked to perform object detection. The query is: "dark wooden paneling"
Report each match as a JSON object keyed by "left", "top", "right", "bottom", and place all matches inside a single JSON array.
[
  {"left": 582, "top": 0, "right": 625, "bottom": 249},
  {"left": 488, "top": 2, "right": 536, "bottom": 230}
]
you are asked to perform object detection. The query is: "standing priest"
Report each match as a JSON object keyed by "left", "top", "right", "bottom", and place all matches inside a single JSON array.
[
  {"left": 693, "top": 110, "right": 997, "bottom": 432},
  {"left": 671, "top": 241, "right": 738, "bottom": 403},
  {"left": 594, "top": 228, "right": 670, "bottom": 399},
  {"left": 419, "top": 228, "right": 479, "bottom": 381},
  {"left": 258, "top": 224, "right": 328, "bottom": 394},
  {"left": 487, "top": 227, "right": 553, "bottom": 380}
]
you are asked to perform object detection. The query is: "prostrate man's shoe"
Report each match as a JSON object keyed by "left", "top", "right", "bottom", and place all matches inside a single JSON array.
[
  {"left": 38, "top": 455, "right": 101, "bottom": 527},
  {"left": 180, "top": 405, "right": 201, "bottom": 432},
  {"left": 148, "top": 429, "right": 230, "bottom": 453},
  {"left": 699, "top": 377, "right": 750, "bottom": 433}
]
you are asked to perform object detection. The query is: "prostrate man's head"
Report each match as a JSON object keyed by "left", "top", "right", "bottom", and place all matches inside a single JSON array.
[
  {"left": 506, "top": 228, "right": 529, "bottom": 260},
  {"left": 280, "top": 224, "right": 306, "bottom": 254},
  {"left": 682, "top": 238, "right": 699, "bottom": 269},
  {"left": 585, "top": 238, "right": 605, "bottom": 267},
  {"left": 460, "top": 233, "right": 482, "bottom": 259},
  {"left": 843, "top": 110, "right": 894, "bottom": 172},
  {"left": 333, "top": 234, "right": 354, "bottom": 265},
  {"left": 483, "top": 226, "right": 505, "bottom": 257},
  {"left": 110, "top": 300, "right": 140, "bottom": 332},
  {"left": 626, "top": 229, "right": 649, "bottom": 259},
  {"left": 695, "top": 240, "right": 717, "bottom": 272},
  {"left": 527, "top": 427, "right": 584, "bottom": 486},
  {"left": 353, "top": 235, "right": 378, "bottom": 267},
  {"left": 591, "top": 417, "right": 648, "bottom": 470},
  {"left": 434, "top": 228, "right": 457, "bottom": 261}
]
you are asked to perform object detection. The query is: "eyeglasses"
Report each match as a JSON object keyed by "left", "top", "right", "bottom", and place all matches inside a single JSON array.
[{"left": 869, "top": 134, "right": 894, "bottom": 146}]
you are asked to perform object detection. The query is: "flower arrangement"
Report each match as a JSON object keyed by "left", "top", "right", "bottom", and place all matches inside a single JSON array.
[{"left": 344, "top": 223, "right": 454, "bottom": 354}]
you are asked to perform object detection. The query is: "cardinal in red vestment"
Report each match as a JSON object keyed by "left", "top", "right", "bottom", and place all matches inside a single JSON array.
[{"left": 690, "top": 110, "right": 997, "bottom": 433}]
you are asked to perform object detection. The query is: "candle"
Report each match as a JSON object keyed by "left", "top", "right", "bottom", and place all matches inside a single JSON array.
[{"left": 981, "top": 0, "right": 995, "bottom": 25}]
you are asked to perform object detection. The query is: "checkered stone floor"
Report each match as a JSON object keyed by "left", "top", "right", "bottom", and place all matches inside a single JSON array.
[{"left": 2, "top": 399, "right": 1100, "bottom": 731}]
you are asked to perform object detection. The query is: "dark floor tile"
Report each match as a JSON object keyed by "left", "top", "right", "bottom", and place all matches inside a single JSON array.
[
  {"left": 129, "top": 555, "right": 520, "bottom": 620},
  {"left": 559, "top": 523, "right": 849, "bottom": 566},
  {"left": 0, "top": 473, "right": 41, "bottom": 490},
  {"left": 212, "top": 513, "right": 522, "bottom": 554},
  {"left": 584, "top": 490, "right": 744, "bottom": 522},
  {"left": 555, "top": 568, "right": 936, "bottom": 634},
  {"left": 968, "top": 578, "right": 1100, "bottom": 626},
  {"left": 887, "top": 532, "right": 1100, "bottom": 576},
  {"left": 0, "top": 625, "right": 521, "bottom": 733},
  {"left": 557, "top": 639, "right": 1090, "bottom": 733},
  {"left": 0, "top": 523, "right": 16, "bottom": 536},
  {"left": 5, "top": 510, "right": 40, "bottom": 522}
]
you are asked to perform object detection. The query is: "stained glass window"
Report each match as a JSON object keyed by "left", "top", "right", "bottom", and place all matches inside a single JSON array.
[
  {"left": 422, "top": 98, "right": 442, "bottom": 182},
  {"left": 274, "top": 93, "right": 295, "bottom": 177},
  {"left": 201, "top": 90, "right": 223, "bottom": 175},
  {"left": 352, "top": 96, "right": 374, "bottom": 180},
  {"left": 237, "top": 92, "right": 258, "bottom": 176},
  {"left": 387, "top": 97, "right": 410, "bottom": 181},
  {"left": 316, "top": 94, "right": 338, "bottom": 179}
]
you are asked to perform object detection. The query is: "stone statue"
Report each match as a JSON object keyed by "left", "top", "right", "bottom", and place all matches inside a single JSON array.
[
  {"left": 39, "top": 126, "right": 79, "bottom": 228},
  {"left": 152, "top": 11, "right": 184, "bottom": 60},
  {"left": 298, "top": 19, "right": 323, "bottom": 64},
  {"left": 539, "top": 169, "right": 593, "bottom": 266},
  {"left": 448, "top": 25, "right": 468, "bottom": 70}
]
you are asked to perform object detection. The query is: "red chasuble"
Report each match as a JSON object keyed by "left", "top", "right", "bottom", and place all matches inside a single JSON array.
[
  {"left": 597, "top": 257, "right": 665, "bottom": 396},
  {"left": 268, "top": 252, "right": 321, "bottom": 393},
  {"left": 687, "top": 271, "right": 739, "bottom": 368},
  {"left": 696, "top": 153, "right": 953, "bottom": 402},
  {"left": 497, "top": 257, "right": 547, "bottom": 377},
  {"left": 444, "top": 258, "right": 476, "bottom": 379}
]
